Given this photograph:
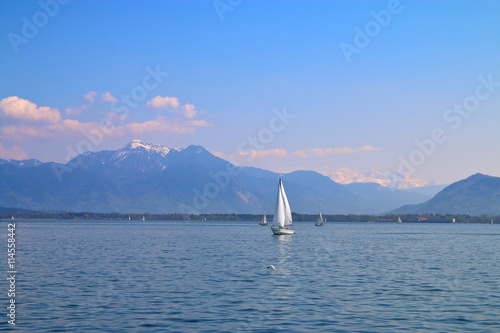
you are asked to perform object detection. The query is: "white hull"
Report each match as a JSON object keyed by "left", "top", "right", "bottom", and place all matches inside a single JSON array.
[
  {"left": 271, "top": 227, "right": 295, "bottom": 235},
  {"left": 315, "top": 222, "right": 324, "bottom": 226}
]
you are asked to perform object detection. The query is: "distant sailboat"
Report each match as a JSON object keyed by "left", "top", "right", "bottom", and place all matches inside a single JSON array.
[
  {"left": 491, "top": 219, "right": 494, "bottom": 225},
  {"left": 315, "top": 211, "right": 325, "bottom": 226},
  {"left": 259, "top": 212, "right": 268, "bottom": 226},
  {"left": 142, "top": 215, "right": 146, "bottom": 221},
  {"left": 397, "top": 217, "right": 402, "bottom": 224},
  {"left": 11, "top": 216, "right": 14, "bottom": 220},
  {"left": 128, "top": 216, "right": 131, "bottom": 221},
  {"left": 270, "top": 179, "right": 295, "bottom": 235}
]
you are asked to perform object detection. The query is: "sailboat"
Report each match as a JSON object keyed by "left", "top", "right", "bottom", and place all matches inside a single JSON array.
[
  {"left": 259, "top": 212, "right": 268, "bottom": 226},
  {"left": 491, "top": 219, "right": 494, "bottom": 225},
  {"left": 11, "top": 216, "right": 14, "bottom": 220},
  {"left": 128, "top": 216, "right": 131, "bottom": 221},
  {"left": 142, "top": 215, "right": 146, "bottom": 221},
  {"left": 270, "top": 179, "right": 295, "bottom": 235},
  {"left": 397, "top": 217, "right": 402, "bottom": 224},
  {"left": 315, "top": 211, "right": 324, "bottom": 226}
]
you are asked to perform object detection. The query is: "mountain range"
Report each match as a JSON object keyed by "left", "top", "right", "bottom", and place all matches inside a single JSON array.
[
  {"left": 0, "top": 140, "right": 498, "bottom": 215},
  {"left": 391, "top": 173, "right": 500, "bottom": 215},
  {"left": 328, "top": 167, "right": 432, "bottom": 189}
]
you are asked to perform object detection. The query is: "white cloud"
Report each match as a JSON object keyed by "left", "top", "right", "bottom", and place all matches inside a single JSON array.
[
  {"left": 0, "top": 97, "right": 207, "bottom": 145},
  {"left": 294, "top": 145, "right": 381, "bottom": 158},
  {"left": 184, "top": 120, "right": 213, "bottom": 127},
  {"left": 0, "top": 143, "right": 27, "bottom": 160},
  {"left": 236, "top": 148, "right": 287, "bottom": 159},
  {"left": 292, "top": 150, "right": 308, "bottom": 158},
  {"left": 121, "top": 116, "right": 195, "bottom": 136},
  {"left": 65, "top": 104, "right": 90, "bottom": 116},
  {"left": 1, "top": 125, "right": 50, "bottom": 141},
  {"left": 84, "top": 91, "right": 97, "bottom": 103},
  {"left": 327, "top": 167, "right": 431, "bottom": 189},
  {"left": 146, "top": 96, "right": 180, "bottom": 109},
  {"left": 0, "top": 96, "right": 61, "bottom": 124},
  {"left": 46, "top": 119, "right": 101, "bottom": 135},
  {"left": 1, "top": 115, "right": 196, "bottom": 142},
  {"left": 101, "top": 92, "right": 117, "bottom": 102},
  {"left": 181, "top": 103, "right": 197, "bottom": 119}
]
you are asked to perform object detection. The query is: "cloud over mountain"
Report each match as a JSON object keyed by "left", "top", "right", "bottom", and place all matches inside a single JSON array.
[{"left": 0, "top": 96, "right": 62, "bottom": 124}]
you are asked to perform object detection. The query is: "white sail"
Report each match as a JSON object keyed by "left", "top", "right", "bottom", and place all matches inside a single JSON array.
[
  {"left": 262, "top": 214, "right": 267, "bottom": 224},
  {"left": 280, "top": 181, "right": 293, "bottom": 226},
  {"left": 271, "top": 179, "right": 295, "bottom": 235},
  {"left": 273, "top": 180, "right": 286, "bottom": 228},
  {"left": 315, "top": 211, "right": 324, "bottom": 225}
]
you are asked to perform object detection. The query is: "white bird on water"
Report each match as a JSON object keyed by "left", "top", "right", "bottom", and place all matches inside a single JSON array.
[{"left": 267, "top": 265, "right": 276, "bottom": 271}]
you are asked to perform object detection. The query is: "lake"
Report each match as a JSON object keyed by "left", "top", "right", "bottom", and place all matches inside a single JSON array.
[{"left": 1, "top": 220, "right": 499, "bottom": 332}]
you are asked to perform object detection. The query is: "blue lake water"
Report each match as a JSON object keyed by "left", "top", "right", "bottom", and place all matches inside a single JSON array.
[{"left": 1, "top": 220, "right": 500, "bottom": 332}]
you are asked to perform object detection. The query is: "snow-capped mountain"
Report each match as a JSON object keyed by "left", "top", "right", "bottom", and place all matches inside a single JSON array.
[
  {"left": 328, "top": 167, "right": 432, "bottom": 189},
  {"left": 126, "top": 139, "right": 176, "bottom": 154},
  {"left": 0, "top": 158, "right": 42, "bottom": 168},
  {"left": 70, "top": 139, "right": 182, "bottom": 172},
  {"left": 68, "top": 140, "right": 223, "bottom": 176}
]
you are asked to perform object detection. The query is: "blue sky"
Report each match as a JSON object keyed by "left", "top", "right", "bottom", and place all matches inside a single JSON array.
[{"left": 1, "top": 0, "right": 499, "bottom": 185}]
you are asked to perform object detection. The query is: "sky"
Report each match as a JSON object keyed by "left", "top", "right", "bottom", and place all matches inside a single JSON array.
[{"left": 0, "top": 0, "right": 499, "bottom": 185}]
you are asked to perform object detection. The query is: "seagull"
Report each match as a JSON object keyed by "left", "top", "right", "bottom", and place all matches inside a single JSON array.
[{"left": 267, "top": 265, "right": 276, "bottom": 271}]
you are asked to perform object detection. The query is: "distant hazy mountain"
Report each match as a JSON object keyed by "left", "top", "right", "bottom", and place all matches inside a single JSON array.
[
  {"left": 0, "top": 158, "right": 42, "bottom": 168},
  {"left": 344, "top": 182, "right": 432, "bottom": 211},
  {"left": 328, "top": 167, "right": 432, "bottom": 189},
  {"left": 390, "top": 173, "right": 500, "bottom": 215},
  {"left": 1, "top": 140, "right": 492, "bottom": 215}
]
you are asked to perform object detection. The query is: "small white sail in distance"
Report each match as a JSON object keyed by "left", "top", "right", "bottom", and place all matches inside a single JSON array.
[
  {"left": 260, "top": 212, "right": 267, "bottom": 225},
  {"left": 316, "top": 211, "right": 324, "bottom": 225}
]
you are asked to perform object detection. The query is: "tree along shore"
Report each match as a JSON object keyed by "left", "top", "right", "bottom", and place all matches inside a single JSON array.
[{"left": 0, "top": 210, "right": 497, "bottom": 223}]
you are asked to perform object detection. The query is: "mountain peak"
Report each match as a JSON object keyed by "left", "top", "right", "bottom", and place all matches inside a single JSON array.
[
  {"left": 390, "top": 173, "right": 500, "bottom": 215},
  {"left": 125, "top": 139, "right": 155, "bottom": 150},
  {"left": 470, "top": 172, "right": 487, "bottom": 178},
  {"left": 122, "top": 139, "right": 180, "bottom": 156},
  {"left": 185, "top": 144, "right": 208, "bottom": 154}
]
